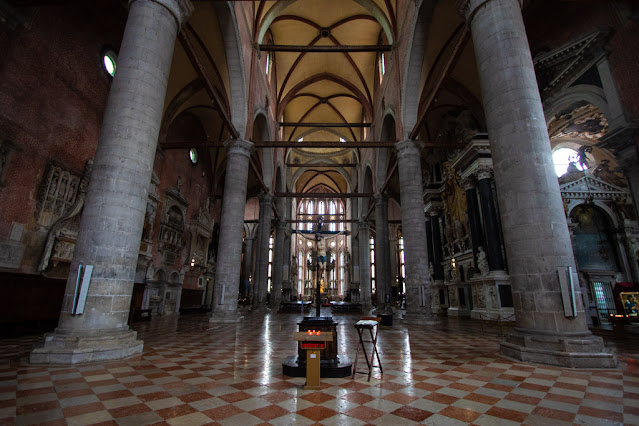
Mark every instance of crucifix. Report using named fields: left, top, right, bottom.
left=294, top=215, right=346, bottom=317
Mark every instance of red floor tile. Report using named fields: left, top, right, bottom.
left=391, top=406, right=433, bottom=422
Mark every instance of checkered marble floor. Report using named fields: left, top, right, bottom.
left=1, top=310, right=638, bottom=425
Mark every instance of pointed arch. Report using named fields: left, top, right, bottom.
left=214, top=2, right=248, bottom=138
left=401, top=0, right=437, bottom=139
left=256, top=0, right=393, bottom=44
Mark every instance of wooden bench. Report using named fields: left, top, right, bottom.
left=280, top=301, right=311, bottom=312
left=330, top=301, right=362, bottom=312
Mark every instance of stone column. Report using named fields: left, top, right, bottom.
left=271, top=220, right=286, bottom=310
left=357, top=221, right=372, bottom=311
left=430, top=210, right=445, bottom=281
left=30, top=0, right=193, bottom=364
left=253, top=193, right=273, bottom=310
left=464, top=178, right=484, bottom=269
left=243, top=236, right=255, bottom=297
left=373, top=194, right=393, bottom=313
left=459, top=0, right=615, bottom=367
left=396, top=140, right=438, bottom=324
left=475, top=167, right=505, bottom=271
left=210, top=139, right=253, bottom=323
left=281, top=223, right=293, bottom=302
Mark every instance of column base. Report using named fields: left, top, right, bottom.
left=209, top=310, right=243, bottom=324
left=401, top=311, right=440, bottom=325
left=30, top=329, right=143, bottom=364
left=360, top=304, right=373, bottom=315
left=372, top=305, right=394, bottom=315
left=500, top=328, right=618, bottom=368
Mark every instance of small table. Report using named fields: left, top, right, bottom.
left=352, top=318, right=383, bottom=381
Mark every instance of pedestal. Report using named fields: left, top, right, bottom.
left=282, top=317, right=352, bottom=378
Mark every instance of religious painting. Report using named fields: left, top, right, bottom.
left=620, top=292, right=639, bottom=317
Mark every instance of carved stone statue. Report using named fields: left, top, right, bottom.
left=451, top=267, right=459, bottom=283
left=428, top=262, right=434, bottom=282
left=477, top=246, right=489, bottom=276
left=442, top=162, right=467, bottom=225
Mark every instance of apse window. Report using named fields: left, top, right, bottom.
left=265, top=53, right=271, bottom=76
left=552, top=147, right=586, bottom=177
left=189, top=148, right=198, bottom=164
left=378, top=52, right=386, bottom=84
left=102, top=50, right=117, bottom=77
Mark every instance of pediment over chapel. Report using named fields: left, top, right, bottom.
left=560, top=174, right=629, bottom=200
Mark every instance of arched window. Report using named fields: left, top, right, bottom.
left=339, top=251, right=345, bottom=294
left=298, top=251, right=304, bottom=296
left=329, top=201, right=336, bottom=231
left=296, top=198, right=345, bottom=231
left=370, top=236, right=376, bottom=294
left=552, top=147, right=589, bottom=177
left=398, top=236, right=405, bottom=294
left=267, top=234, right=274, bottom=292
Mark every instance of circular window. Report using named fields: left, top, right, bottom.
left=552, top=147, right=586, bottom=177
left=189, top=148, right=198, bottom=164
left=103, top=50, right=117, bottom=77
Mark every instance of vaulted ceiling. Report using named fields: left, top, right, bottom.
left=259, top=0, right=395, bottom=193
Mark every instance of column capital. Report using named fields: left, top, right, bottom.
left=357, top=221, right=370, bottom=231
left=275, top=220, right=288, bottom=230
left=475, top=165, right=493, bottom=181
left=374, top=193, right=388, bottom=205
left=426, top=204, right=443, bottom=216
left=224, top=139, right=254, bottom=158
left=395, top=139, right=423, bottom=159
left=462, top=176, right=477, bottom=191
left=258, top=192, right=274, bottom=205
left=456, top=0, right=523, bottom=22
left=130, top=0, right=194, bottom=29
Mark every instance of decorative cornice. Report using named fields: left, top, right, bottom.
left=533, top=29, right=609, bottom=101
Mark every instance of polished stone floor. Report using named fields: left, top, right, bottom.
left=1, top=310, right=638, bottom=425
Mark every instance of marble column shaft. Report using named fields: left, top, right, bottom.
left=462, top=0, right=615, bottom=366
left=476, top=172, right=504, bottom=270
left=253, top=193, right=273, bottom=307
left=396, top=140, right=438, bottom=323
left=430, top=213, right=445, bottom=280
left=210, top=139, right=253, bottom=322
left=357, top=221, right=372, bottom=310
left=30, top=0, right=193, bottom=364
left=464, top=183, right=484, bottom=268
left=425, top=218, right=435, bottom=273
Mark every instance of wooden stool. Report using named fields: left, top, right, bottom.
left=352, top=317, right=383, bottom=381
